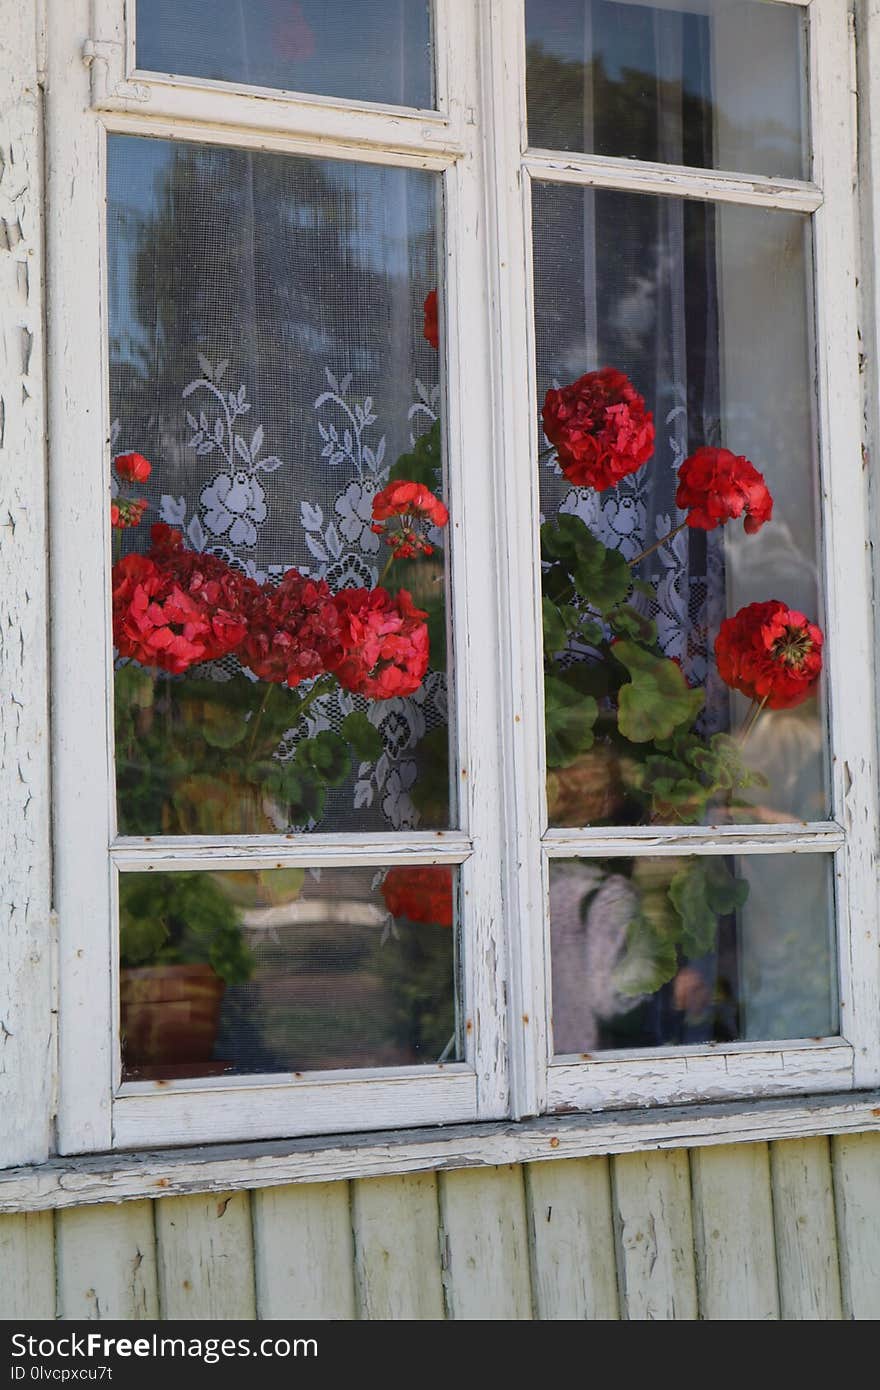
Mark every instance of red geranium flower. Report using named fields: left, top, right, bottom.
left=111, top=498, right=148, bottom=529
left=333, top=586, right=429, bottom=700
left=114, top=452, right=152, bottom=484
left=715, top=600, right=823, bottom=710
left=238, top=567, right=345, bottom=688
left=676, top=446, right=773, bottom=534
left=541, top=367, right=655, bottom=491
left=423, top=290, right=439, bottom=350
left=112, top=553, right=211, bottom=675
left=370, top=479, right=449, bottom=558
left=146, top=524, right=259, bottom=662
left=381, top=865, right=454, bottom=927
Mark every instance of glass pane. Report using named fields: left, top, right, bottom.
left=526, top=0, right=808, bottom=180
left=550, top=853, right=836, bottom=1054
left=109, top=135, right=451, bottom=836
left=136, top=0, right=434, bottom=109
left=119, top=863, right=461, bottom=1080
left=534, top=184, right=828, bottom=828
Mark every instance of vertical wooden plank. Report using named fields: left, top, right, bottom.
left=612, top=1150, right=698, bottom=1321
left=439, top=1165, right=532, bottom=1319
left=770, top=1137, right=843, bottom=1320
left=56, top=1201, right=158, bottom=1320
left=0, top=1212, right=55, bottom=1319
left=525, top=1157, right=620, bottom=1320
left=253, top=1182, right=356, bottom=1321
left=156, top=1191, right=256, bottom=1321
left=832, top=1131, right=880, bottom=1319
left=352, top=1173, right=445, bottom=1320
left=691, top=1143, right=779, bottom=1320
left=0, top=0, right=54, bottom=1170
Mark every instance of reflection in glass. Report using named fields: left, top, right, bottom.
left=137, top=0, right=434, bottom=109
left=534, top=182, right=828, bottom=828
left=119, top=863, right=460, bottom=1080
left=108, top=136, right=451, bottom=837
left=549, top=853, right=836, bottom=1054
left=526, top=0, right=807, bottom=180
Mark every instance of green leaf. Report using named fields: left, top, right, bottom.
left=341, top=711, right=383, bottom=762
left=614, top=641, right=705, bottom=742
left=198, top=701, right=250, bottom=749
left=410, top=726, right=450, bottom=822
left=298, top=731, right=349, bottom=786
left=541, top=514, right=632, bottom=613
left=668, top=860, right=750, bottom=960
left=388, top=417, right=442, bottom=487
left=542, top=598, right=570, bottom=655
left=611, top=912, right=679, bottom=997
left=607, top=603, right=657, bottom=646
left=544, top=675, right=598, bottom=768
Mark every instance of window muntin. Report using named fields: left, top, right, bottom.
left=119, top=862, right=460, bottom=1081
left=534, top=184, right=827, bottom=829
left=549, top=851, right=836, bottom=1055
left=525, top=0, right=808, bottom=180
left=135, top=0, right=436, bottom=110
left=108, top=134, right=453, bottom=839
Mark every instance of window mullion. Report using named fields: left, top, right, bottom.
left=480, top=0, right=550, bottom=1120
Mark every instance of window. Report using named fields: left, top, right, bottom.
left=50, top=0, right=877, bottom=1156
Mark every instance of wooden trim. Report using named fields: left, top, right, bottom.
left=811, top=0, right=880, bottom=1085
left=4, top=1091, right=880, bottom=1215
left=87, top=0, right=466, bottom=158
left=112, top=1070, right=478, bottom=1151
left=49, top=0, right=116, bottom=1153
left=0, top=0, right=54, bottom=1168
left=111, top=833, right=473, bottom=871
left=543, top=823, right=845, bottom=856
left=523, top=150, right=823, bottom=213
left=547, top=1040, right=854, bottom=1112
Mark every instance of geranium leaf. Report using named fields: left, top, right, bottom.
left=544, top=674, right=598, bottom=768
left=614, top=641, right=704, bottom=742
left=341, top=711, right=383, bottom=762
left=610, top=911, right=678, bottom=997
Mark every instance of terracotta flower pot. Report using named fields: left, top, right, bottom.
left=546, top=745, right=624, bottom=826
left=120, top=962, right=225, bottom=1068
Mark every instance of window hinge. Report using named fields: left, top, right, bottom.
left=82, top=39, right=150, bottom=106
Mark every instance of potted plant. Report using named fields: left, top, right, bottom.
left=118, top=871, right=255, bottom=1073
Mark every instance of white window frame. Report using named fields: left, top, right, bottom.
left=46, top=0, right=880, bottom=1159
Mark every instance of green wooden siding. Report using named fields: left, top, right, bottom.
left=3, top=1134, right=880, bottom=1320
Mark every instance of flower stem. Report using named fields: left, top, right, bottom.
left=247, top=681, right=278, bottom=761
left=738, top=695, right=769, bottom=747
left=628, top=518, right=689, bottom=568
left=293, top=675, right=336, bottom=727
left=379, top=553, right=396, bottom=587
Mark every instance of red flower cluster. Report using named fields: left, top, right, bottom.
left=115, top=452, right=152, bottom=484
left=676, top=447, right=773, bottom=534
left=111, top=452, right=152, bottom=530
left=541, top=367, right=655, bottom=491
left=370, top=480, right=449, bottom=558
left=239, top=569, right=344, bottom=688
left=715, top=600, right=823, bottom=710
left=112, top=553, right=214, bottom=675
left=112, top=524, right=431, bottom=699
left=334, top=586, right=430, bottom=700
left=423, top=290, right=439, bottom=350
left=111, top=498, right=148, bottom=530
left=381, top=865, right=454, bottom=927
